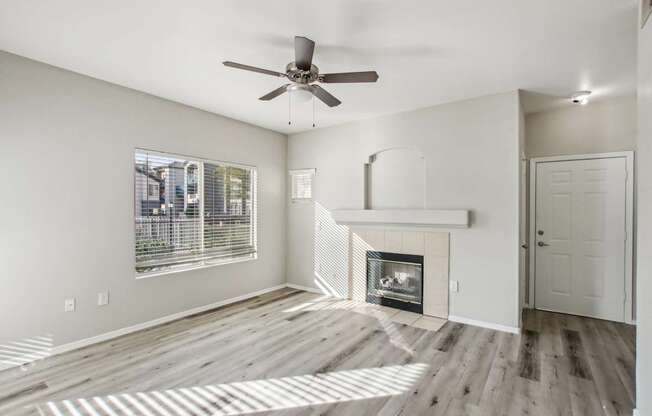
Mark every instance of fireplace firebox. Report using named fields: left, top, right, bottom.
left=366, top=251, right=423, bottom=314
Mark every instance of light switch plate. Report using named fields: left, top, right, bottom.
left=450, top=281, right=459, bottom=293
left=98, top=291, right=109, bottom=306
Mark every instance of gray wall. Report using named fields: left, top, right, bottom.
left=0, top=51, right=287, bottom=347
left=637, top=9, right=652, bottom=416
left=525, top=95, right=637, bottom=158
left=287, top=91, right=522, bottom=329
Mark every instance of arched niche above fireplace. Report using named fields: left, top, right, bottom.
left=365, top=147, right=425, bottom=210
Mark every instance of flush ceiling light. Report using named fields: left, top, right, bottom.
left=571, top=90, right=591, bottom=105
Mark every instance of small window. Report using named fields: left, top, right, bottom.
left=290, top=169, right=315, bottom=202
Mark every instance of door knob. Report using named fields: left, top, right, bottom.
left=537, top=241, right=549, bottom=247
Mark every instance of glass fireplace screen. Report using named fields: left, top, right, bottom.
left=366, top=251, right=423, bottom=305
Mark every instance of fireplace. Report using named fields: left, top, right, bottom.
left=366, top=251, right=424, bottom=314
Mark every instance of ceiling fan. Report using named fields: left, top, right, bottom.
left=223, top=36, right=379, bottom=107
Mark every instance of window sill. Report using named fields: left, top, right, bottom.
left=135, top=254, right=257, bottom=280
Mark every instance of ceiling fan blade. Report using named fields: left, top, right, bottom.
left=294, top=36, right=315, bottom=70
left=320, top=71, right=379, bottom=83
left=223, top=61, right=285, bottom=78
left=259, top=84, right=290, bottom=101
left=311, top=85, right=342, bottom=107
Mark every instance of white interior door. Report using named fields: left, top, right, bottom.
left=534, top=157, right=626, bottom=322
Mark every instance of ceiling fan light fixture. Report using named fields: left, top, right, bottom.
left=288, top=84, right=313, bottom=103
left=571, top=90, right=591, bottom=105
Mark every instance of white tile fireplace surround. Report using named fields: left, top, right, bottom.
left=350, top=228, right=450, bottom=319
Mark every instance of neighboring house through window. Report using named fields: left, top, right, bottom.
left=147, top=183, right=159, bottom=198
left=134, top=149, right=257, bottom=275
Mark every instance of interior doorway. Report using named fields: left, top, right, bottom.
left=528, top=152, right=634, bottom=323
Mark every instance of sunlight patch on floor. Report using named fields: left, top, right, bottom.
left=0, top=334, right=53, bottom=369
left=281, top=295, right=446, bottom=351
left=37, top=363, right=429, bottom=416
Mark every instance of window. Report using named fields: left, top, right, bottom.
left=134, top=149, right=256, bottom=275
left=290, top=169, right=315, bottom=201
left=147, top=183, right=159, bottom=198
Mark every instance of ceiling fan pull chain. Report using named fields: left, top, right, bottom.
left=312, top=94, right=316, bottom=128
left=288, top=89, right=292, bottom=125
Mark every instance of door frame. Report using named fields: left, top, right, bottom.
left=528, top=151, right=635, bottom=324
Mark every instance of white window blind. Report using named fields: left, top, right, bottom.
left=290, top=169, right=315, bottom=201
left=134, top=149, right=256, bottom=275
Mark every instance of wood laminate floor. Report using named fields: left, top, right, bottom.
left=0, top=288, right=636, bottom=415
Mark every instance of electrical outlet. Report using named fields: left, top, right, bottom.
left=64, top=298, right=76, bottom=312
left=98, top=291, right=109, bottom=306
left=450, top=281, right=459, bottom=293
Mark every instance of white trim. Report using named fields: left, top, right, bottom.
left=0, top=284, right=287, bottom=373
left=520, top=157, right=529, bottom=324
left=331, top=209, right=469, bottom=228
left=529, top=151, right=634, bottom=163
left=285, top=283, right=326, bottom=295
left=135, top=254, right=257, bottom=280
left=528, top=159, right=537, bottom=309
left=528, top=151, right=635, bottom=324
left=448, top=315, right=521, bottom=334
left=632, top=409, right=640, bottom=416
left=288, top=168, right=316, bottom=175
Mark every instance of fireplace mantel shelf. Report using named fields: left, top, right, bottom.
left=331, top=209, right=470, bottom=229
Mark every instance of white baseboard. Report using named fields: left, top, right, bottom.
left=633, top=409, right=639, bottom=416
left=285, top=283, right=327, bottom=295
left=448, top=315, right=521, bottom=334
left=0, top=284, right=287, bottom=373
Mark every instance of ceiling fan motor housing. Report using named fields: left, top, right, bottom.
left=286, top=62, right=319, bottom=84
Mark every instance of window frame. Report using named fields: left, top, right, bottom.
left=133, top=148, right=258, bottom=279
left=289, top=168, right=316, bottom=203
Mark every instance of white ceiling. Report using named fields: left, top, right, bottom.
left=0, top=0, right=638, bottom=134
